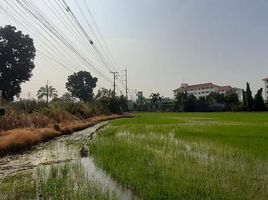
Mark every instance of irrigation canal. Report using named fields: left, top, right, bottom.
left=0, top=122, right=134, bottom=200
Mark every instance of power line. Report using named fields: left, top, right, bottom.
left=82, top=0, right=121, bottom=72
left=2, top=1, right=80, bottom=71
left=16, top=0, right=113, bottom=84
left=60, top=0, right=115, bottom=74
left=54, top=0, right=109, bottom=68
left=59, top=0, right=126, bottom=92
left=74, top=0, right=117, bottom=72
left=1, top=0, right=125, bottom=92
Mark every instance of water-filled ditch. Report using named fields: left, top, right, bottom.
left=0, top=122, right=134, bottom=200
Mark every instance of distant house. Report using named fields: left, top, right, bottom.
left=173, top=82, right=242, bottom=100
left=262, top=78, right=268, bottom=101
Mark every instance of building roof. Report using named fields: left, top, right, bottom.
left=174, top=82, right=242, bottom=92
left=174, top=83, right=218, bottom=91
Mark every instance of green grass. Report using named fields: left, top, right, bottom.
left=0, top=162, right=111, bottom=200
left=90, top=112, right=268, bottom=200
left=0, top=172, right=36, bottom=200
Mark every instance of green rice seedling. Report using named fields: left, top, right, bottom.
left=35, top=162, right=115, bottom=200
left=90, top=112, right=268, bottom=200
left=0, top=162, right=114, bottom=200
left=0, top=172, right=36, bottom=200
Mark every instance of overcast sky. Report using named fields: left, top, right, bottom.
left=0, top=0, right=267, bottom=99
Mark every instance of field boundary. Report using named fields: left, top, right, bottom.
left=0, top=114, right=133, bottom=157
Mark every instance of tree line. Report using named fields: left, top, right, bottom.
left=0, top=25, right=128, bottom=114
left=134, top=83, right=266, bottom=112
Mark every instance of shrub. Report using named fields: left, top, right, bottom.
left=39, top=105, right=74, bottom=123
left=11, top=100, right=47, bottom=114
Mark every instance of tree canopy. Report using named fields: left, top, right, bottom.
left=94, top=88, right=128, bottom=114
left=60, top=92, right=76, bottom=102
left=66, top=71, right=97, bottom=102
left=0, top=25, right=36, bottom=101
left=174, top=91, right=197, bottom=112
left=206, top=92, right=225, bottom=104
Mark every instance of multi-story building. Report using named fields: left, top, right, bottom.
left=173, top=82, right=242, bottom=100
left=262, top=78, right=268, bottom=101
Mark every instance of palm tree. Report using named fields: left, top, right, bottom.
left=37, top=84, right=58, bottom=104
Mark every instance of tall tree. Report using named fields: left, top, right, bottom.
left=245, top=82, right=253, bottom=111
left=242, top=89, right=247, bottom=111
left=0, top=25, right=36, bottom=101
left=37, top=84, right=58, bottom=104
left=66, top=71, right=97, bottom=102
left=253, top=88, right=266, bottom=111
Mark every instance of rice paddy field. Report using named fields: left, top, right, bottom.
left=90, top=112, right=268, bottom=200
left=0, top=112, right=267, bottom=200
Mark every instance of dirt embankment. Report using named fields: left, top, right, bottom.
left=0, top=114, right=133, bottom=157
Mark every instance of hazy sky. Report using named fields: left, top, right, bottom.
left=0, top=0, right=268, bottom=99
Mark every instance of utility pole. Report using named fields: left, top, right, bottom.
left=123, top=68, right=128, bottom=100
left=111, top=72, right=118, bottom=98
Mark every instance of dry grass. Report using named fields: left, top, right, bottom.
left=0, top=114, right=132, bottom=157
left=0, top=128, right=59, bottom=156
left=1, top=106, right=56, bottom=130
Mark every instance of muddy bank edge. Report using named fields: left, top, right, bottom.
left=0, top=114, right=133, bottom=157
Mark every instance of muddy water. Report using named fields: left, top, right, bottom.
left=0, top=122, right=134, bottom=200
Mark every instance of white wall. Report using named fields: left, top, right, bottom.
left=264, top=80, right=268, bottom=101
left=187, top=87, right=217, bottom=99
